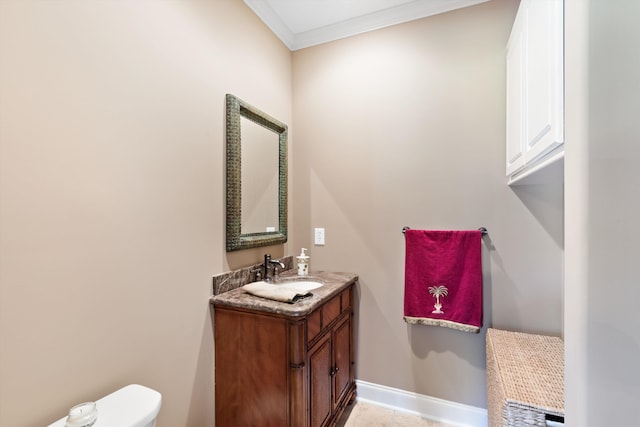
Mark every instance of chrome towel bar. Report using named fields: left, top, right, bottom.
left=402, top=226, right=488, bottom=235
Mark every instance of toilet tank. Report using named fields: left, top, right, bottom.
left=48, top=384, right=162, bottom=427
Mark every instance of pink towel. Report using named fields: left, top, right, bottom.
left=403, top=230, right=483, bottom=333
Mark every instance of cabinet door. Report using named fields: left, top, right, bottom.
left=506, top=0, right=564, bottom=179
left=332, top=315, right=352, bottom=408
left=309, top=332, right=332, bottom=427
left=214, top=309, right=289, bottom=426
left=524, top=0, right=563, bottom=162
left=506, top=5, right=526, bottom=176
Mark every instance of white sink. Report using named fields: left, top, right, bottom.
left=254, top=279, right=324, bottom=292
left=280, top=280, right=323, bottom=292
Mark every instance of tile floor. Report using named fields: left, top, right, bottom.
left=336, top=401, right=458, bottom=427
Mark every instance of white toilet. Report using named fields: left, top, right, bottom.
left=48, top=384, right=162, bottom=427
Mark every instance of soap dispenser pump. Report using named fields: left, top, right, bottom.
left=296, top=248, right=309, bottom=276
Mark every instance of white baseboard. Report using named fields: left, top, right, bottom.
left=355, top=380, right=488, bottom=427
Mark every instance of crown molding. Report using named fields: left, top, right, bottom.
left=243, top=0, right=295, bottom=49
left=244, top=0, right=491, bottom=51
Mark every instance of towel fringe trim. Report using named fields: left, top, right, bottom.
left=403, top=316, right=481, bottom=334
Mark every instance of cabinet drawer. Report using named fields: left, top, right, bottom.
left=308, top=287, right=351, bottom=344
left=341, top=287, right=352, bottom=311
left=323, top=293, right=341, bottom=325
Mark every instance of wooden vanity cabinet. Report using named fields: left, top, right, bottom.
left=309, top=314, right=352, bottom=427
left=214, top=284, right=355, bottom=427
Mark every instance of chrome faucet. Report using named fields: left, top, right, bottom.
left=263, top=254, right=285, bottom=283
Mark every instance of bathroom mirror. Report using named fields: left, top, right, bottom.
left=226, top=94, right=287, bottom=252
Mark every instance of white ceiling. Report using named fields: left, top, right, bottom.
left=243, top=0, right=491, bottom=50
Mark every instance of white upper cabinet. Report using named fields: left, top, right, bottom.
left=506, top=7, right=526, bottom=176
left=506, top=0, right=564, bottom=184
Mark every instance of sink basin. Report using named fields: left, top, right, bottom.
left=255, top=279, right=324, bottom=292
left=279, top=280, right=323, bottom=292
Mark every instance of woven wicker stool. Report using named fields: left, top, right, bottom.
left=486, top=328, right=564, bottom=426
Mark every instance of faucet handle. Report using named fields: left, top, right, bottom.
left=251, top=267, right=263, bottom=282
left=262, top=254, right=272, bottom=282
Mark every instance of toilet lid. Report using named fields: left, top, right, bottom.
left=47, top=384, right=161, bottom=427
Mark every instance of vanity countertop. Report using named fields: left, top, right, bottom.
left=210, top=270, right=358, bottom=317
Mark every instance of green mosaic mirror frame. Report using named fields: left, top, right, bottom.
left=225, top=94, right=288, bottom=252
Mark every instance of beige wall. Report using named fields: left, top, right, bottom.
left=0, top=1, right=291, bottom=426
left=0, top=0, right=569, bottom=424
left=565, top=0, right=640, bottom=425
left=292, top=0, right=563, bottom=408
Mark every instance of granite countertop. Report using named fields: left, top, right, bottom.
left=210, top=270, right=358, bottom=317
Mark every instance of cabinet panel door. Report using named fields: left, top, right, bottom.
left=524, top=0, right=563, bottom=162
left=333, top=315, right=352, bottom=407
left=506, top=4, right=525, bottom=176
left=214, top=309, right=288, bottom=426
left=309, top=333, right=332, bottom=427
left=506, top=0, right=564, bottom=180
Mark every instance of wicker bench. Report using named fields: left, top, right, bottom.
left=486, top=328, right=565, bottom=427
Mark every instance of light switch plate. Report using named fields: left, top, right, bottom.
left=314, top=228, right=325, bottom=245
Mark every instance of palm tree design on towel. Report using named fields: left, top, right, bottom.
left=428, top=284, right=448, bottom=314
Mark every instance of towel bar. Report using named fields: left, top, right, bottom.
left=402, top=226, right=488, bottom=235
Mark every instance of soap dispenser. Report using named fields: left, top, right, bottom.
left=296, top=248, right=309, bottom=276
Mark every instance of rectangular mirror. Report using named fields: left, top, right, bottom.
left=226, top=94, right=288, bottom=252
